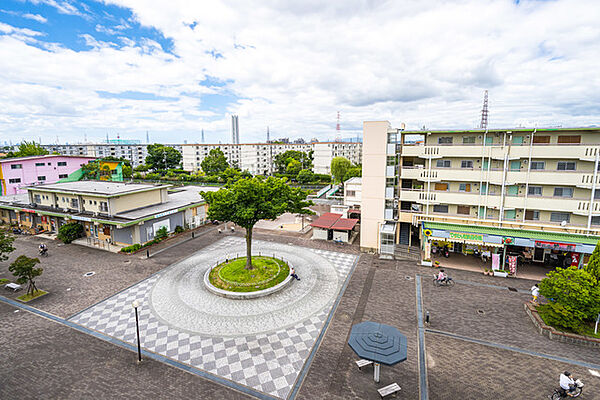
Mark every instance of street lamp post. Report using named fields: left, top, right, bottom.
left=132, top=300, right=142, bottom=362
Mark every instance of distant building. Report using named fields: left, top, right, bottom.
left=231, top=115, right=240, bottom=144
left=0, top=155, right=95, bottom=195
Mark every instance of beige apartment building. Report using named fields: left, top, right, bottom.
left=361, top=121, right=600, bottom=268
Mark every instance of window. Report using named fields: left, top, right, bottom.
left=438, top=137, right=453, bottom=144
left=525, top=210, right=539, bottom=221
left=459, top=183, right=471, bottom=192
left=57, top=161, right=66, bottom=166
left=533, top=135, right=550, bottom=144
left=591, top=216, right=600, bottom=226
left=553, top=187, right=573, bottom=198
left=8, top=178, right=21, bottom=183
left=457, top=205, right=470, bottom=215
left=557, top=161, right=576, bottom=171
left=70, top=198, right=79, bottom=208
left=595, top=190, right=600, bottom=199
left=433, top=204, right=448, bottom=213
left=550, top=212, right=570, bottom=223
left=346, top=190, right=356, bottom=197
left=462, top=136, right=475, bottom=144
left=37, top=176, right=46, bottom=181
left=47, top=162, right=51, bottom=165
left=530, top=161, right=545, bottom=170
left=436, top=160, right=451, bottom=168
left=58, top=174, right=68, bottom=179
left=35, top=162, right=45, bottom=167
left=510, top=160, right=521, bottom=171
left=461, top=160, right=473, bottom=169
left=10, top=164, right=22, bottom=169
left=99, top=202, right=108, bottom=212
left=434, top=183, right=448, bottom=191
left=528, top=186, right=542, bottom=196
left=33, top=194, right=41, bottom=203
left=557, top=135, right=581, bottom=144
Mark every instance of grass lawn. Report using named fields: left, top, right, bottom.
left=17, top=290, right=49, bottom=302
left=0, top=278, right=10, bottom=285
left=209, top=256, right=290, bottom=292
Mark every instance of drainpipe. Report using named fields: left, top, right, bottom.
left=587, top=150, right=600, bottom=230
left=522, top=129, right=536, bottom=222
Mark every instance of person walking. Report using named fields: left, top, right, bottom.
left=531, top=284, right=540, bottom=304
left=290, top=267, right=300, bottom=281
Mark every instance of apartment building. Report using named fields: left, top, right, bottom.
left=313, top=142, right=362, bottom=174
left=361, top=121, right=600, bottom=267
left=182, top=144, right=242, bottom=172
left=0, top=181, right=216, bottom=248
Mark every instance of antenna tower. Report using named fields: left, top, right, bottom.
left=201, top=129, right=205, bottom=144
left=480, top=90, right=489, bottom=129
left=336, top=111, right=341, bottom=141
left=266, top=126, right=270, bottom=143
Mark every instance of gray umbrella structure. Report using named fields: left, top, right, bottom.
left=348, top=321, right=407, bottom=382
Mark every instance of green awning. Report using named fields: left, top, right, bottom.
left=423, top=221, right=600, bottom=245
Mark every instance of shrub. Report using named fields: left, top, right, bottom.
left=120, top=244, right=141, bottom=253
left=57, top=222, right=84, bottom=244
left=174, top=225, right=184, bottom=234
left=155, top=226, right=168, bottom=240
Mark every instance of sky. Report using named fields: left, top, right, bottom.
left=0, top=0, right=599, bottom=144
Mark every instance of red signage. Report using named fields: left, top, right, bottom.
left=20, top=209, right=35, bottom=213
left=534, top=241, right=576, bottom=251
left=571, top=253, right=581, bottom=267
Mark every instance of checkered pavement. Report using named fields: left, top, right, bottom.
left=70, top=238, right=357, bottom=399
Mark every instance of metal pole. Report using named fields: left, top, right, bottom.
left=587, top=150, right=599, bottom=230
left=134, top=306, right=142, bottom=362
left=374, top=362, right=380, bottom=383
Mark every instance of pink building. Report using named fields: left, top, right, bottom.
left=0, top=155, right=95, bottom=195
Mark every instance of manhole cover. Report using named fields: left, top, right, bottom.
left=83, top=271, right=95, bottom=277
left=477, top=309, right=486, bottom=315
left=405, top=276, right=413, bottom=280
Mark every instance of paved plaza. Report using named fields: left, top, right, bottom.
left=1, top=231, right=599, bottom=400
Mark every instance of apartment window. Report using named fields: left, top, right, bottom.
left=557, top=161, right=576, bottom=171
left=557, top=135, right=581, bottom=144
left=595, top=191, right=600, bottom=199
left=59, top=174, right=68, bottom=179
left=8, top=178, right=21, bottom=184
left=47, top=163, right=51, bottom=165
left=530, top=161, right=545, bottom=170
left=433, top=204, right=448, bottom=213
left=550, top=212, right=570, bottom=223
left=461, top=160, right=473, bottom=169
left=33, top=194, right=41, bottom=203
left=438, top=137, right=453, bottom=144
left=457, top=205, right=470, bottom=215
left=35, top=162, right=45, bottom=167
left=525, top=210, right=540, bottom=221
left=99, top=202, right=108, bottom=212
left=462, top=136, right=475, bottom=144
left=37, top=176, right=46, bottom=181
left=591, top=216, right=600, bottom=226
left=10, top=164, right=22, bottom=169
left=459, top=183, right=471, bottom=192
left=434, top=183, right=448, bottom=191
left=528, top=186, right=542, bottom=196
left=71, top=198, right=79, bottom=208
left=553, top=187, right=573, bottom=198
left=433, top=160, right=450, bottom=168
left=533, top=136, right=550, bottom=144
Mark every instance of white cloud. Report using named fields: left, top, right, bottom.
left=1, top=0, right=600, bottom=144
left=22, top=13, right=47, bottom=23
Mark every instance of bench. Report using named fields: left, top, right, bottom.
left=378, top=383, right=401, bottom=398
left=355, top=359, right=373, bottom=370
left=5, top=283, right=22, bottom=292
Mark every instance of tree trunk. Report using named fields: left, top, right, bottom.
left=245, top=227, right=253, bottom=270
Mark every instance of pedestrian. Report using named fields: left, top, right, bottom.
left=290, top=267, right=300, bottom=281
left=530, top=283, right=540, bottom=304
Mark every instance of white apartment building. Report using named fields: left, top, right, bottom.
left=343, top=177, right=362, bottom=208
left=361, top=121, right=600, bottom=267
left=313, top=142, right=362, bottom=175
left=182, top=144, right=241, bottom=172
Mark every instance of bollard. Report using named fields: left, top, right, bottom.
left=146, top=249, right=150, bottom=258
left=192, top=232, right=194, bottom=238
left=425, top=311, right=430, bottom=325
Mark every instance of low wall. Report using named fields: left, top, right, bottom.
left=524, top=303, right=600, bottom=348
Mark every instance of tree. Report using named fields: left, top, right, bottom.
left=286, top=159, right=302, bottom=175
left=584, top=240, right=600, bottom=281
left=201, top=148, right=229, bottom=175
left=538, top=266, right=600, bottom=333
left=0, top=228, right=15, bottom=262
left=344, top=164, right=362, bottom=181
left=13, top=141, right=49, bottom=157
left=145, top=144, right=182, bottom=171
left=133, top=164, right=150, bottom=172
left=122, top=164, right=132, bottom=178
left=296, top=169, right=314, bottom=184
left=9, top=255, right=43, bottom=296
left=57, top=222, right=84, bottom=244
left=331, top=156, right=351, bottom=183
left=201, top=177, right=313, bottom=270
left=274, top=150, right=312, bottom=174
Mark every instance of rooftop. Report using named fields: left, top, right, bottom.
left=400, top=126, right=600, bottom=135
left=27, top=181, right=170, bottom=197
left=344, top=177, right=362, bottom=185
left=0, top=154, right=95, bottom=163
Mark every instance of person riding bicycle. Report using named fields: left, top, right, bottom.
left=39, top=243, right=47, bottom=253
left=559, top=371, right=576, bottom=397
left=436, top=269, right=447, bottom=283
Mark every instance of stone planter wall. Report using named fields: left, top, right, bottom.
left=524, top=303, right=600, bottom=348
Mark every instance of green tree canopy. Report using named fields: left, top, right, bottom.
left=331, top=156, right=352, bottom=183
left=538, top=266, right=600, bottom=333
left=584, top=240, right=600, bottom=281
left=122, top=164, right=132, bottom=178
left=9, top=255, right=43, bottom=296
left=201, top=177, right=313, bottom=269
left=274, top=150, right=313, bottom=174
left=57, top=222, right=84, bottom=244
left=201, top=148, right=229, bottom=175
left=13, top=141, right=49, bottom=157
left=145, top=144, right=182, bottom=171
left=0, top=228, right=15, bottom=263
left=344, top=164, right=362, bottom=181
left=296, top=169, right=314, bottom=184
left=286, top=159, right=302, bottom=175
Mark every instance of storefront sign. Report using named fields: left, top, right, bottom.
left=508, top=256, right=517, bottom=275
left=571, top=253, right=581, bottom=267
left=502, top=237, right=514, bottom=245
left=20, top=209, right=35, bottom=213
left=423, top=229, right=432, bottom=237
left=154, top=209, right=178, bottom=219
left=448, top=232, right=483, bottom=242
left=534, top=241, right=575, bottom=251
left=71, top=215, right=92, bottom=222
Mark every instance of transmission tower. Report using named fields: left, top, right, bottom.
left=336, top=111, right=341, bottom=141
left=480, top=90, right=489, bottom=129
